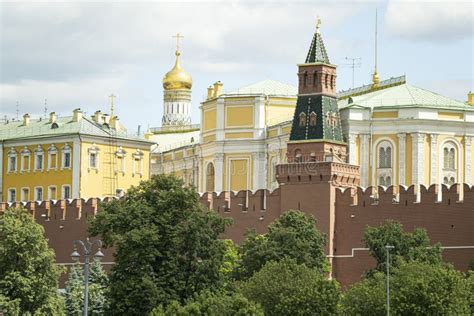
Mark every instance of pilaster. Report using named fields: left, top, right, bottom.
left=360, top=134, right=370, bottom=187
left=215, top=98, right=225, bottom=141
left=397, top=133, right=406, bottom=185
left=214, top=153, right=224, bottom=192
left=348, top=133, right=358, bottom=165
left=430, top=134, right=438, bottom=184
left=252, top=152, right=266, bottom=190
left=411, top=133, right=425, bottom=185
left=465, top=136, right=472, bottom=183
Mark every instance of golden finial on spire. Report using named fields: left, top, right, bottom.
left=316, top=16, right=321, bottom=34
left=372, top=8, right=380, bottom=87
left=172, top=33, right=184, bottom=55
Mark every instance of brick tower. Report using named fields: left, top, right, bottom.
left=287, top=18, right=347, bottom=163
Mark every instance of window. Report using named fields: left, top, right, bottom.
left=21, top=147, right=31, bottom=172
left=34, top=146, right=44, bottom=170
left=48, top=186, right=57, bottom=200
left=206, top=163, right=215, bottom=192
left=35, top=187, right=43, bottom=201
left=8, top=188, right=16, bottom=202
left=132, top=150, right=144, bottom=175
left=309, top=112, right=317, bottom=126
left=376, top=141, right=394, bottom=187
left=90, top=152, right=97, bottom=168
left=313, top=71, right=318, bottom=87
left=21, top=188, right=29, bottom=202
left=62, top=144, right=72, bottom=168
left=442, top=141, right=457, bottom=185
left=115, top=147, right=126, bottom=173
left=7, top=149, right=17, bottom=172
left=303, top=72, right=308, bottom=87
left=48, top=145, right=58, bottom=170
left=62, top=185, right=71, bottom=199
left=299, top=112, right=307, bottom=127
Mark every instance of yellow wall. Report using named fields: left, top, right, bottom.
left=229, top=159, right=249, bottom=191
left=438, top=112, right=464, bottom=120
left=225, top=132, right=254, bottom=139
left=203, top=134, right=216, bottom=143
left=372, top=111, right=398, bottom=119
left=3, top=143, right=73, bottom=201
left=282, top=125, right=292, bottom=135
left=267, top=129, right=278, bottom=138
left=266, top=104, right=295, bottom=124
left=203, top=108, right=216, bottom=131
left=79, top=142, right=150, bottom=198
left=225, top=106, right=253, bottom=128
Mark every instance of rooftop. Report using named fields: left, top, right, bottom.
left=226, top=79, right=298, bottom=97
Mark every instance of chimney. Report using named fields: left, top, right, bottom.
left=468, top=91, right=474, bottom=106
left=207, top=86, right=214, bottom=100
left=110, top=116, right=120, bottom=129
left=93, top=110, right=103, bottom=123
left=103, top=114, right=110, bottom=125
left=23, top=114, right=30, bottom=126
left=72, top=108, right=83, bottom=122
left=213, top=81, right=223, bottom=98
left=49, top=112, right=57, bottom=124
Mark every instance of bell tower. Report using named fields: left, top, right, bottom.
left=287, top=18, right=346, bottom=163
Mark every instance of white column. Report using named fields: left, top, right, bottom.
left=254, top=96, right=266, bottom=139
left=430, top=134, right=438, bottom=184
left=397, top=133, right=406, bottom=185
left=252, top=152, right=266, bottom=190
left=214, top=153, right=224, bottom=192
left=72, top=138, right=81, bottom=198
left=465, top=136, right=472, bottom=183
left=348, top=133, right=358, bottom=165
left=411, top=133, right=425, bottom=185
left=215, top=98, right=225, bottom=141
left=360, top=134, right=370, bottom=187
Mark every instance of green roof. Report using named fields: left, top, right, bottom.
left=0, top=115, right=152, bottom=143
left=305, top=29, right=330, bottom=64
left=338, top=83, right=471, bottom=111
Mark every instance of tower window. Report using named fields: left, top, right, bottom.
left=313, top=72, right=318, bottom=87
left=442, top=141, right=457, bottom=185
left=309, top=112, right=317, bottom=126
left=299, top=112, right=307, bottom=127
left=303, top=72, right=308, bottom=87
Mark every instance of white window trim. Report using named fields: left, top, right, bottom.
left=48, top=144, right=58, bottom=170
left=61, top=184, right=71, bottom=199
left=7, top=148, right=18, bottom=173
left=61, top=144, right=72, bottom=169
left=20, top=187, right=30, bottom=202
left=132, top=150, right=144, bottom=176
left=34, top=186, right=43, bottom=201
left=88, top=145, right=100, bottom=171
left=439, top=139, right=461, bottom=186
left=8, top=188, right=16, bottom=202
left=115, top=147, right=127, bottom=174
left=48, top=185, right=57, bottom=200
left=20, top=147, right=31, bottom=172
left=34, top=145, right=44, bottom=171
left=373, top=138, right=397, bottom=187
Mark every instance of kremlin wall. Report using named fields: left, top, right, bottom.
left=1, top=163, right=472, bottom=287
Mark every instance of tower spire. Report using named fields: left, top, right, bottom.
left=372, top=8, right=380, bottom=87
left=305, top=17, right=330, bottom=64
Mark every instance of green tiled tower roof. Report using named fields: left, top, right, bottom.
left=305, top=21, right=330, bottom=64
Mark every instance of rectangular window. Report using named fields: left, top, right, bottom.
left=62, top=185, right=71, bottom=199
left=35, top=187, right=43, bottom=201
left=89, top=153, right=97, bottom=168
left=22, top=155, right=30, bottom=171
left=21, top=188, right=29, bottom=202
left=48, top=186, right=57, bottom=200
left=49, top=153, right=57, bottom=169
left=8, top=156, right=17, bottom=172
left=35, top=154, right=44, bottom=170
left=8, top=189, right=16, bottom=202
left=63, top=152, right=71, bottom=168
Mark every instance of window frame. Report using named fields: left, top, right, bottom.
left=21, top=187, right=30, bottom=202
left=8, top=188, right=16, bottom=202
left=35, top=186, right=43, bottom=201
left=34, top=145, right=44, bottom=171
left=7, top=148, right=18, bottom=173
left=61, top=185, right=71, bottom=199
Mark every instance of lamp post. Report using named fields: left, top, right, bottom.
left=71, top=238, right=104, bottom=316
left=385, top=245, right=395, bottom=316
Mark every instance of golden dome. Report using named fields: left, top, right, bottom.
left=162, top=50, right=192, bottom=90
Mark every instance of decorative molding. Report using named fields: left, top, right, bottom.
left=348, top=133, right=358, bottom=165
left=397, top=133, right=406, bottom=185
left=430, top=134, right=439, bottom=184
left=411, top=133, right=425, bottom=185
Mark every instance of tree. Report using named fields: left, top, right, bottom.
left=220, top=239, right=239, bottom=288
left=88, top=175, right=230, bottom=315
left=237, top=210, right=328, bottom=279
left=364, top=220, right=442, bottom=272
left=64, top=259, right=109, bottom=315
left=0, top=207, right=64, bottom=315
left=240, top=259, right=340, bottom=315
left=341, top=262, right=471, bottom=315
left=150, top=290, right=263, bottom=316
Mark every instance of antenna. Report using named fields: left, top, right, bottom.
left=371, top=8, right=380, bottom=87
left=16, top=101, right=19, bottom=120
left=109, top=94, right=116, bottom=116
left=44, top=98, right=48, bottom=118
left=340, top=57, right=362, bottom=88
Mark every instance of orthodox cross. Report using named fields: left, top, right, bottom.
left=172, top=33, right=184, bottom=51
left=109, top=94, right=116, bottom=116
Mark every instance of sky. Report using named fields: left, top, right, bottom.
left=1, top=0, right=472, bottom=133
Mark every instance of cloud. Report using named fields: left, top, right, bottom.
left=385, top=0, right=473, bottom=42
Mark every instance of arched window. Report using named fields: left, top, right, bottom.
left=313, top=72, right=318, bottom=87
left=378, top=142, right=392, bottom=168
left=303, top=72, right=308, bottom=87
left=299, top=112, right=307, bottom=127
left=206, top=162, right=215, bottom=192
left=325, top=73, right=329, bottom=89
left=442, top=141, right=457, bottom=185
left=309, top=112, right=317, bottom=126
left=376, top=140, right=394, bottom=186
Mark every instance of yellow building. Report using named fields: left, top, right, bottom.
left=150, top=24, right=474, bottom=192
left=1, top=109, right=153, bottom=202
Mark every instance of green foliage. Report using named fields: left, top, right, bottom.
left=364, top=220, right=442, bottom=272
left=220, top=239, right=239, bottom=287
left=342, top=261, right=471, bottom=315
left=64, top=259, right=109, bottom=315
left=88, top=174, right=230, bottom=315
left=0, top=208, right=63, bottom=315
left=150, top=290, right=263, bottom=316
left=0, top=294, right=20, bottom=316
left=240, top=259, right=340, bottom=315
left=467, top=271, right=474, bottom=314
left=237, top=210, right=328, bottom=279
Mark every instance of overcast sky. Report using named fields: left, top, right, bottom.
left=1, top=0, right=472, bottom=132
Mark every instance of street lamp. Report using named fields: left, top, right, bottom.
left=71, top=238, right=104, bottom=316
left=385, top=245, right=395, bottom=316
